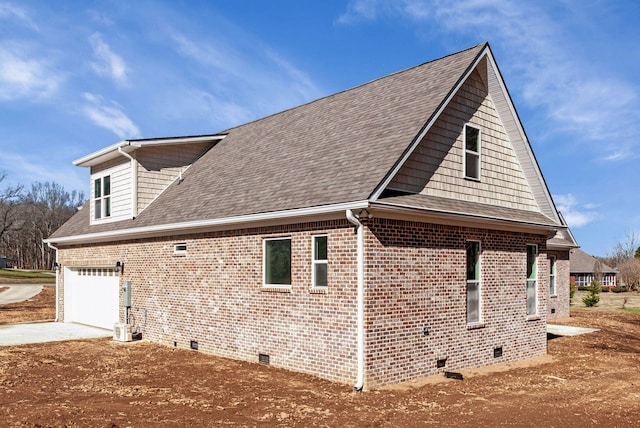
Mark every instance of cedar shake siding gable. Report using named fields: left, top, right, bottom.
left=387, top=67, right=538, bottom=211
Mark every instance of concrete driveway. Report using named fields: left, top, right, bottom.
left=0, top=322, right=112, bottom=346
left=0, top=284, right=46, bottom=305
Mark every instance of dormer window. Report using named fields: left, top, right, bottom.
left=464, top=124, right=481, bottom=180
left=94, top=175, right=111, bottom=220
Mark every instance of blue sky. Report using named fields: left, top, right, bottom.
left=0, top=0, right=638, bottom=256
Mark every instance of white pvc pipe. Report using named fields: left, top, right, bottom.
left=346, top=209, right=365, bottom=391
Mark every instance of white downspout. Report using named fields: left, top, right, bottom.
left=118, top=144, right=138, bottom=218
left=346, top=209, right=365, bottom=391
left=46, top=242, right=59, bottom=321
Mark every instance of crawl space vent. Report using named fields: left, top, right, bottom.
left=190, top=340, right=198, bottom=350
left=259, top=353, right=270, bottom=365
left=436, top=358, right=447, bottom=368
left=494, top=347, right=503, bottom=358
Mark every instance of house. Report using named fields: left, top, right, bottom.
left=45, top=43, right=576, bottom=389
left=0, top=256, right=17, bottom=269
left=570, top=248, right=617, bottom=288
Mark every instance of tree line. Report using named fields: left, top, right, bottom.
left=0, top=172, right=85, bottom=270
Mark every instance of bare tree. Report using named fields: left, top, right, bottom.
left=617, top=258, right=640, bottom=292
left=0, top=172, right=24, bottom=246
left=606, top=230, right=640, bottom=268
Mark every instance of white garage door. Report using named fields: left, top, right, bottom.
left=64, top=267, right=120, bottom=330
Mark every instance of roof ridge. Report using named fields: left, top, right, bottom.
left=221, top=42, right=489, bottom=134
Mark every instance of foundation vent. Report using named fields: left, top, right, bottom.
left=259, top=353, right=270, bottom=365
left=190, top=340, right=198, bottom=350
left=494, top=346, right=503, bottom=358
left=436, top=358, right=447, bottom=368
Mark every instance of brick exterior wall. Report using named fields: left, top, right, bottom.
left=363, top=218, right=548, bottom=388
left=547, top=249, right=570, bottom=320
left=57, top=217, right=550, bottom=389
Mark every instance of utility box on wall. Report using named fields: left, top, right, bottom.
left=122, top=280, right=132, bottom=307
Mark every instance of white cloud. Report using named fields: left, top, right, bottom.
left=82, top=93, right=141, bottom=139
left=0, top=3, right=38, bottom=30
left=0, top=44, right=61, bottom=101
left=166, top=29, right=322, bottom=125
left=337, top=0, right=640, bottom=157
left=554, top=193, right=598, bottom=228
left=89, top=33, right=130, bottom=87
left=0, top=152, right=86, bottom=193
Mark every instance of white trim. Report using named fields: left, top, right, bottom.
left=526, top=244, right=538, bottom=316
left=92, top=173, right=112, bottom=222
left=311, top=234, right=328, bottom=288
left=174, top=243, right=187, bottom=254
left=45, top=200, right=370, bottom=246
left=263, top=237, right=292, bottom=288
left=466, top=240, right=482, bottom=325
left=74, top=135, right=226, bottom=167
left=549, top=255, right=557, bottom=296
left=463, top=123, right=481, bottom=181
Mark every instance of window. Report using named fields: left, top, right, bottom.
left=464, top=124, right=481, bottom=180
left=312, top=235, right=328, bottom=288
left=94, top=175, right=111, bottom=220
left=264, top=238, right=291, bottom=286
left=526, top=245, right=538, bottom=316
left=466, top=241, right=481, bottom=324
left=549, top=255, right=556, bottom=296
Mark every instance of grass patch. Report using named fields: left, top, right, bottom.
left=0, top=269, right=55, bottom=284
left=622, top=308, right=640, bottom=314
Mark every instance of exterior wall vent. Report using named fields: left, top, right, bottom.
left=259, top=353, right=270, bottom=365
left=494, top=347, right=503, bottom=358
left=436, top=358, right=447, bottom=368
left=190, top=340, right=198, bottom=350
left=551, top=308, right=556, bottom=314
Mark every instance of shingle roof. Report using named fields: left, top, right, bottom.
left=570, top=248, right=616, bottom=274
left=50, top=43, right=488, bottom=241
left=373, top=194, right=558, bottom=227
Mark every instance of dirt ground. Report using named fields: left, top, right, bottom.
left=1, top=289, right=640, bottom=427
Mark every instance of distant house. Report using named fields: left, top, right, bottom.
left=0, top=256, right=17, bottom=269
left=46, top=43, right=576, bottom=389
left=570, top=248, right=617, bottom=288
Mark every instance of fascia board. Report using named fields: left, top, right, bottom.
left=45, top=200, right=370, bottom=246
left=73, top=134, right=226, bottom=167
left=370, top=44, right=490, bottom=201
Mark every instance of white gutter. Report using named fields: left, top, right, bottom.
left=346, top=209, right=365, bottom=391
left=118, top=144, right=138, bottom=218
left=44, top=200, right=371, bottom=246
left=46, top=242, right=59, bottom=322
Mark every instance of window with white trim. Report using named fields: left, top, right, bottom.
left=312, top=235, right=328, bottom=288
left=466, top=241, right=481, bottom=324
left=264, top=237, right=291, bottom=287
left=549, top=255, right=557, bottom=296
left=94, top=175, right=111, bottom=220
left=526, top=245, right=538, bottom=316
left=464, top=124, right=481, bottom=180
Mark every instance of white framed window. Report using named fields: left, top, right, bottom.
left=174, top=243, right=187, bottom=254
left=464, top=124, right=481, bottom=180
left=526, top=245, right=538, bottom=316
left=312, top=235, right=328, bottom=288
left=466, top=241, right=481, bottom=324
left=93, top=174, right=111, bottom=220
left=549, top=255, right=557, bottom=296
left=264, top=237, right=291, bottom=287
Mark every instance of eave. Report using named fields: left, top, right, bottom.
left=73, top=134, right=227, bottom=167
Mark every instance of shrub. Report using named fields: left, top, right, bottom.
left=583, top=279, right=601, bottom=307
left=569, top=280, right=576, bottom=301
left=611, top=286, right=627, bottom=293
